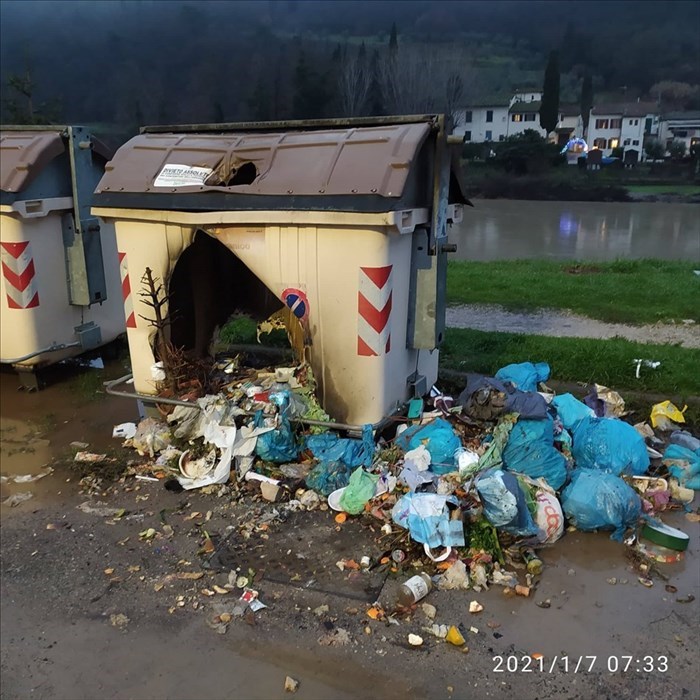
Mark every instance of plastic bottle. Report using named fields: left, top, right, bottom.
left=396, top=572, right=433, bottom=607
left=521, top=548, right=544, bottom=576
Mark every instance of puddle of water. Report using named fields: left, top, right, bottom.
left=0, top=361, right=139, bottom=505
left=0, top=417, right=53, bottom=476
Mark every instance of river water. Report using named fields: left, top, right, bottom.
left=450, top=199, right=700, bottom=261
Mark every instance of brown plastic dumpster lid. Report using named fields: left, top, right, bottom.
left=96, top=122, right=432, bottom=197
left=0, top=131, right=66, bottom=193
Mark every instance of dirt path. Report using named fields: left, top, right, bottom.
left=447, top=304, right=700, bottom=349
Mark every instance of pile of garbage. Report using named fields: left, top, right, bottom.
left=113, top=359, right=697, bottom=605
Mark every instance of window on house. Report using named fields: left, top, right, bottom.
left=512, top=114, right=522, bottom=122
left=634, top=119, right=639, bottom=126
left=486, top=110, right=493, bottom=123
left=525, top=114, right=535, bottom=122
left=485, top=130, right=493, bottom=141
left=465, top=111, right=472, bottom=123
left=499, top=135, right=505, bottom=141
left=645, top=118, right=652, bottom=133
left=608, top=138, right=619, bottom=149
left=610, top=119, right=621, bottom=129
left=629, top=119, right=634, bottom=125
left=593, top=138, right=607, bottom=148
left=632, top=139, right=639, bottom=146
left=595, top=119, right=609, bottom=129
left=464, top=131, right=472, bottom=141
left=623, top=139, right=631, bottom=146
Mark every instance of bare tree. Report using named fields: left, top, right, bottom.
left=445, top=73, right=465, bottom=127
left=338, top=45, right=372, bottom=116
left=376, top=43, right=471, bottom=123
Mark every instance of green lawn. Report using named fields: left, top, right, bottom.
left=442, top=328, right=700, bottom=398
left=447, top=259, right=700, bottom=324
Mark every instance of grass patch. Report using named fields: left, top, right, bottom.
left=442, top=328, right=700, bottom=397
left=447, top=259, right=700, bottom=324
left=626, top=184, right=700, bottom=195
left=68, top=369, right=106, bottom=402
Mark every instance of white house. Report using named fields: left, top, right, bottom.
left=587, top=102, right=659, bottom=158
left=658, top=111, right=700, bottom=154
left=511, top=86, right=542, bottom=104
left=453, top=97, right=510, bottom=142
left=455, top=89, right=582, bottom=144
left=507, top=100, right=547, bottom=138
left=556, top=104, right=583, bottom=145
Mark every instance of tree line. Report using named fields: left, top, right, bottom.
left=1, top=0, right=697, bottom=143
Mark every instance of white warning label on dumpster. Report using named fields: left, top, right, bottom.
left=153, top=164, right=213, bottom=188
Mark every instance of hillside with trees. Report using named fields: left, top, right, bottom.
left=1, top=0, right=698, bottom=143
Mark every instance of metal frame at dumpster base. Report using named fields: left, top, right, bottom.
left=103, top=373, right=401, bottom=434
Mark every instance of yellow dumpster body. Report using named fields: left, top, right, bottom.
left=0, top=127, right=125, bottom=375
left=93, top=117, right=466, bottom=425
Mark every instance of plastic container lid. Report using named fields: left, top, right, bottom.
left=640, top=521, right=689, bottom=552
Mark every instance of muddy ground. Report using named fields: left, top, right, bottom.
left=1, top=362, right=699, bottom=700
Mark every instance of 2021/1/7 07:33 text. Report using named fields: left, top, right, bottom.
left=492, top=655, right=669, bottom=673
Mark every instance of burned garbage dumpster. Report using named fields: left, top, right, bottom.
left=91, top=115, right=467, bottom=425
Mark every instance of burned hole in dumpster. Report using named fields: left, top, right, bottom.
left=204, top=160, right=259, bottom=187
left=167, top=230, right=285, bottom=359
left=225, top=161, right=258, bottom=186
left=146, top=229, right=326, bottom=417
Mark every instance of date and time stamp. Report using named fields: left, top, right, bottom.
left=493, top=655, right=669, bottom=674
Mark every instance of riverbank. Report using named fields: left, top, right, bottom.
left=626, top=184, right=700, bottom=203
left=462, top=165, right=700, bottom=203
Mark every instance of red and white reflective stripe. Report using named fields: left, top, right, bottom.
left=118, top=252, right=136, bottom=328
left=357, top=264, right=392, bottom=356
left=1, top=241, right=39, bottom=309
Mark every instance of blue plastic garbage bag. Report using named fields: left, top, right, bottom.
left=502, top=417, right=569, bottom=490
left=495, top=362, right=550, bottom=393
left=561, top=468, right=641, bottom=541
left=306, top=460, right=352, bottom=496
left=391, top=492, right=465, bottom=548
left=662, top=444, right=700, bottom=491
left=572, top=416, right=649, bottom=476
left=394, top=418, right=461, bottom=475
left=670, top=430, right=700, bottom=453
left=552, top=394, right=595, bottom=433
left=253, top=411, right=299, bottom=463
left=476, top=469, right=539, bottom=537
left=304, top=424, right=374, bottom=468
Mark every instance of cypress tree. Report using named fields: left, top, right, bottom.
left=389, top=22, right=398, bottom=54
left=580, top=72, right=593, bottom=138
left=539, top=50, right=560, bottom=135
left=368, top=49, right=384, bottom=116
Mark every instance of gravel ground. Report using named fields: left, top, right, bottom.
left=446, top=304, right=700, bottom=349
